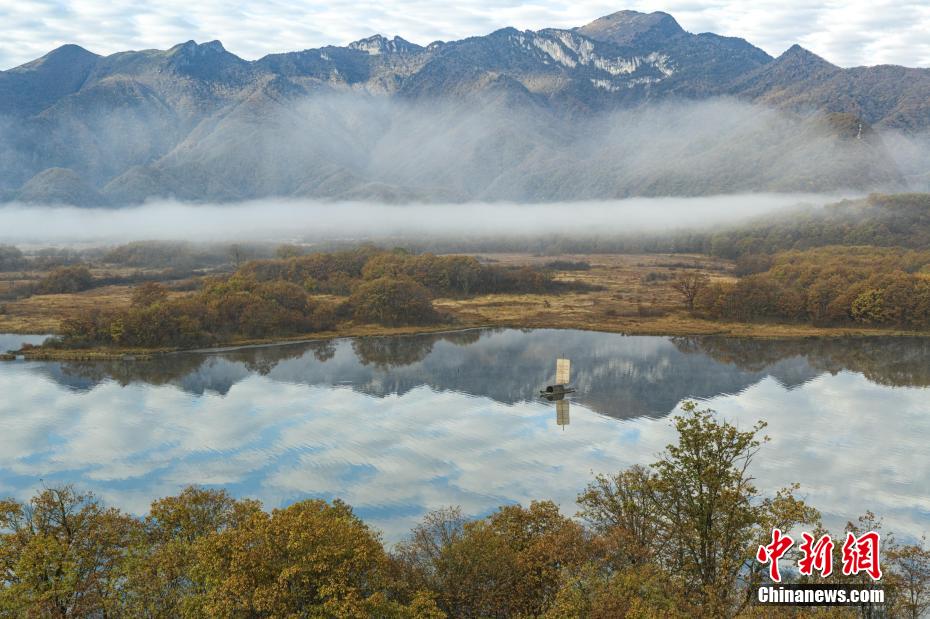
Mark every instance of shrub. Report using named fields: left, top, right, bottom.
left=131, top=282, right=169, bottom=307
left=544, top=260, right=591, bottom=271
left=34, top=265, right=94, bottom=294
left=0, top=245, right=25, bottom=271
left=349, top=277, right=440, bottom=326
left=641, top=271, right=671, bottom=283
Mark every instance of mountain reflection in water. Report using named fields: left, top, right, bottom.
left=2, top=328, right=929, bottom=543
left=30, top=329, right=930, bottom=418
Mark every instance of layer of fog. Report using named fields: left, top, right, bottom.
left=0, top=194, right=845, bottom=244
left=0, top=93, right=919, bottom=204
left=881, top=130, right=930, bottom=192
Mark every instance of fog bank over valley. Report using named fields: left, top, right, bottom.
left=0, top=194, right=842, bottom=244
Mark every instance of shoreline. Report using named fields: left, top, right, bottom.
left=5, top=316, right=928, bottom=361
left=3, top=251, right=928, bottom=361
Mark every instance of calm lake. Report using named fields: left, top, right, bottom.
left=1, top=328, right=928, bottom=543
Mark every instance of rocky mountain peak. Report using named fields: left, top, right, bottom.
left=162, top=39, right=250, bottom=82
left=0, top=10, right=926, bottom=205
left=168, top=40, right=230, bottom=58
left=770, top=44, right=838, bottom=78
left=577, top=10, right=685, bottom=47
left=347, top=35, right=423, bottom=55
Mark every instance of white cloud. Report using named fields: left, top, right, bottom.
left=0, top=0, right=928, bottom=70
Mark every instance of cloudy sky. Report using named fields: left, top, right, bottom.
left=1, top=0, right=929, bottom=70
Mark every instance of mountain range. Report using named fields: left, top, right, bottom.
left=1, top=10, right=927, bottom=205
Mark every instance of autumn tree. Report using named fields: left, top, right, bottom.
left=0, top=486, right=140, bottom=617
left=655, top=403, right=817, bottom=614
left=33, top=265, right=94, bottom=294
left=192, top=498, right=423, bottom=617
left=888, top=536, right=930, bottom=619
left=576, top=402, right=818, bottom=617
left=119, top=486, right=261, bottom=618
left=131, top=281, right=169, bottom=307
left=577, top=465, right=663, bottom=568
left=544, top=562, right=686, bottom=619
left=349, top=276, right=439, bottom=326
left=274, top=244, right=304, bottom=259
left=394, top=501, right=587, bottom=618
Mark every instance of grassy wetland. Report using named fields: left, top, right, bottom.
left=1, top=248, right=923, bottom=362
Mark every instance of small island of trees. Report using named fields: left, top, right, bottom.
left=45, top=247, right=574, bottom=351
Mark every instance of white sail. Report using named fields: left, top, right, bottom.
left=555, top=358, right=570, bottom=385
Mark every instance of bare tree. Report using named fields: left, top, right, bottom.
left=672, top=272, right=710, bottom=311
left=229, top=244, right=242, bottom=268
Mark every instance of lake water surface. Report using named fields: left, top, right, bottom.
left=1, top=328, right=928, bottom=542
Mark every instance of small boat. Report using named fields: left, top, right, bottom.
left=540, top=358, right=576, bottom=399
left=540, top=358, right=574, bottom=429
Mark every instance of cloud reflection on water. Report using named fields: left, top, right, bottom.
left=0, top=329, right=927, bottom=543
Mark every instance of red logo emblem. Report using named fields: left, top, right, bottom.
left=841, top=531, right=882, bottom=581
left=756, top=529, right=882, bottom=582
left=798, top=532, right=834, bottom=577
left=757, top=528, right=794, bottom=582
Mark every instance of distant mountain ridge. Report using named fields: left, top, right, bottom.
left=0, top=10, right=925, bottom=205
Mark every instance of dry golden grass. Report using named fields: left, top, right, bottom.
left=0, top=253, right=918, bottom=348
left=435, top=252, right=725, bottom=329
left=434, top=253, right=915, bottom=338
left=0, top=286, right=188, bottom=334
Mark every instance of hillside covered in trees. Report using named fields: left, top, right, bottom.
left=6, top=194, right=930, bottom=343
left=709, top=194, right=930, bottom=258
